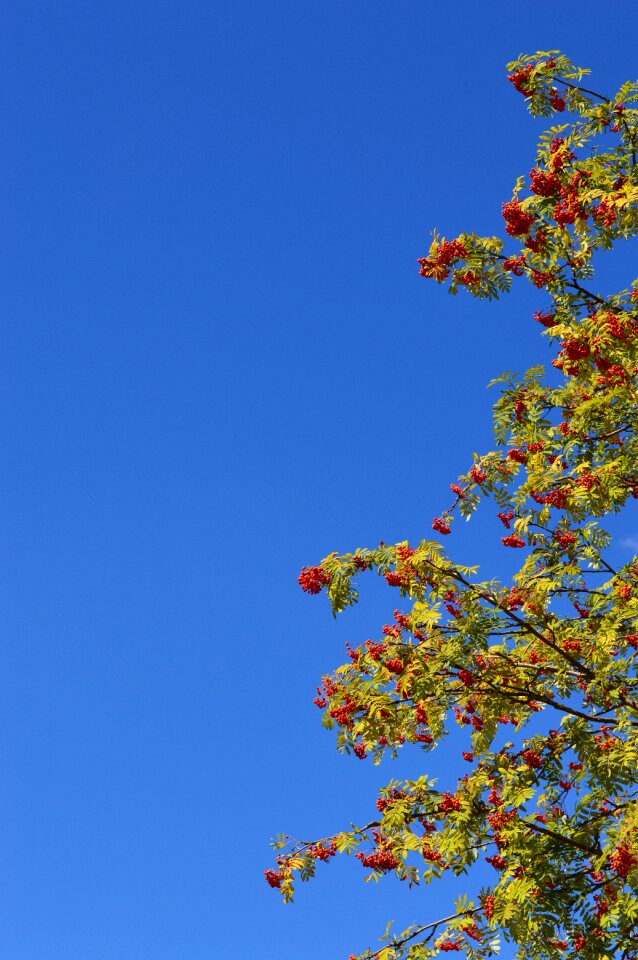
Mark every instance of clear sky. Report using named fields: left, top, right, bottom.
left=1, top=2, right=638, bottom=958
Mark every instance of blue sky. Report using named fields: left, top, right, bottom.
left=1, top=2, right=638, bottom=958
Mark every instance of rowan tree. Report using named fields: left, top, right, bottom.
left=266, top=52, right=638, bottom=960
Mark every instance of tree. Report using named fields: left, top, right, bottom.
left=266, top=52, right=638, bottom=960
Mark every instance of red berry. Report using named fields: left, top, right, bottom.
left=432, top=516, right=451, bottom=535
left=501, top=535, right=525, bottom=548
left=298, top=565, right=331, bottom=594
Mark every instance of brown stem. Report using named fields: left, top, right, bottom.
left=368, top=908, right=479, bottom=958
left=524, top=819, right=598, bottom=854
left=551, top=75, right=611, bottom=104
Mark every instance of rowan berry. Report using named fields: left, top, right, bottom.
left=470, top=465, right=487, bottom=484
left=432, top=516, right=451, bottom=535
left=503, top=255, right=526, bottom=276
left=440, top=792, right=461, bottom=812
left=485, top=854, right=507, bottom=870
left=530, top=168, right=560, bottom=197
left=385, top=658, right=404, bottom=675
left=502, top=535, right=525, bottom=548
left=355, top=850, right=398, bottom=871
left=522, top=750, right=542, bottom=769
left=298, top=565, right=331, bottom=594
left=507, top=65, right=533, bottom=95
left=502, top=200, right=535, bottom=237
left=482, top=894, right=495, bottom=920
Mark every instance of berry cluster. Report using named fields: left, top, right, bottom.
left=298, top=565, right=331, bottom=594
left=502, top=200, right=535, bottom=237
left=417, top=239, right=467, bottom=281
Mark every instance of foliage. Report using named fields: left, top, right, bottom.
left=266, top=52, right=638, bottom=960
